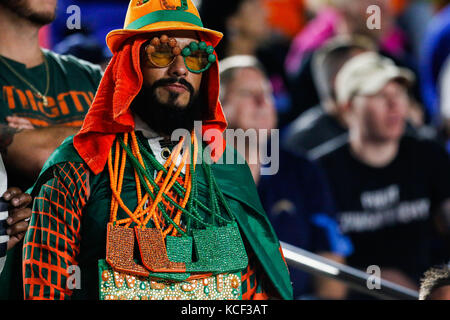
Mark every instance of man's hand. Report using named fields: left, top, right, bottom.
left=6, top=116, right=34, bottom=130
left=2, top=187, right=32, bottom=250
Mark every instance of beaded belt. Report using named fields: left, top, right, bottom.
left=98, top=260, right=242, bottom=300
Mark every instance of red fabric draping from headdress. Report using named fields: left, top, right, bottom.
left=73, top=37, right=227, bottom=175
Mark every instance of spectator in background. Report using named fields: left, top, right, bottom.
left=318, top=52, right=450, bottom=296
left=285, top=35, right=435, bottom=159
left=219, top=56, right=277, bottom=183
left=220, top=55, right=353, bottom=299
left=0, top=0, right=102, bottom=299
left=283, top=36, right=373, bottom=159
left=200, top=0, right=293, bottom=131
left=0, top=0, right=103, bottom=190
left=200, top=0, right=270, bottom=59
left=419, top=264, right=450, bottom=300
left=283, top=0, right=418, bottom=127
left=287, top=0, right=411, bottom=75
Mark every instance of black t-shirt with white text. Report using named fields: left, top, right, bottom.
left=318, top=136, right=450, bottom=282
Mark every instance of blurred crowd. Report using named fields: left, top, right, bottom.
left=0, top=0, right=450, bottom=300
left=199, top=0, right=450, bottom=299
left=203, top=0, right=450, bottom=300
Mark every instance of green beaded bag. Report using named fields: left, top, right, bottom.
left=148, top=222, right=248, bottom=274
left=185, top=223, right=248, bottom=273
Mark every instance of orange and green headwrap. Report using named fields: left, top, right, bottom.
left=73, top=0, right=227, bottom=175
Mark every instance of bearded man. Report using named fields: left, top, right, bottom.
left=23, top=0, right=292, bottom=300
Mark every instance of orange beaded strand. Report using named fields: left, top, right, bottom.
left=141, top=137, right=185, bottom=226
left=108, top=131, right=197, bottom=239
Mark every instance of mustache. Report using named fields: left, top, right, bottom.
left=151, top=78, right=195, bottom=95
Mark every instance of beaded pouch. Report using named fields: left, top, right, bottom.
left=106, top=223, right=191, bottom=282
left=98, top=259, right=242, bottom=300
left=185, top=223, right=248, bottom=273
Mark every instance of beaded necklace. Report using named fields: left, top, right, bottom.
left=108, top=131, right=235, bottom=232
left=105, top=131, right=248, bottom=277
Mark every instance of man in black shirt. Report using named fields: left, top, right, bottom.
left=318, top=52, right=450, bottom=293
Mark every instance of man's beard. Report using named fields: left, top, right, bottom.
left=131, top=78, right=206, bottom=137
left=0, top=0, right=56, bottom=25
